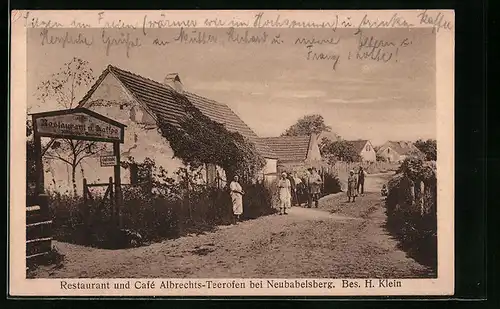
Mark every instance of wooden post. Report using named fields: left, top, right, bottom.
left=38, top=194, right=49, bottom=218
left=109, top=176, right=114, bottom=224
left=33, top=131, right=44, bottom=196
left=113, top=142, right=123, bottom=229
left=83, top=178, right=87, bottom=206
left=82, top=178, right=90, bottom=244
left=206, top=164, right=210, bottom=186
left=186, top=168, right=191, bottom=220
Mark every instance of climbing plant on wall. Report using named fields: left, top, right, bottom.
left=157, top=93, right=265, bottom=184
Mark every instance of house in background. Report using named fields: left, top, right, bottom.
left=347, top=140, right=376, bottom=162
left=43, top=64, right=278, bottom=194
left=262, top=134, right=322, bottom=173
left=376, top=141, right=424, bottom=163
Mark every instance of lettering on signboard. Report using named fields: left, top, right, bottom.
left=35, top=112, right=122, bottom=141
left=100, top=155, right=117, bottom=167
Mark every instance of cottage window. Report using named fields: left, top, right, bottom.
left=387, top=148, right=390, bottom=153
left=366, top=145, right=371, bottom=151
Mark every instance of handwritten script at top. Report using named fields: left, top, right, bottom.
left=416, top=10, right=453, bottom=33
left=28, top=11, right=452, bottom=70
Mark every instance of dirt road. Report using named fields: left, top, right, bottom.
left=29, top=172, right=435, bottom=279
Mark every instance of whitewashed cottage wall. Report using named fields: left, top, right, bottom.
left=359, top=141, right=376, bottom=162
left=377, top=145, right=403, bottom=163
left=263, top=159, right=278, bottom=176
left=306, top=135, right=322, bottom=161
left=44, top=73, right=185, bottom=194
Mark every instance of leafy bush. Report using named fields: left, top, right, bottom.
left=414, top=139, right=437, bottom=161
left=47, top=191, right=87, bottom=244
left=263, top=177, right=281, bottom=209
left=243, top=182, right=276, bottom=219
left=322, top=172, right=342, bottom=195
left=121, top=186, right=181, bottom=241
left=385, top=156, right=437, bottom=270
left=320, top=140, right=362, bottom=163
left=376, top=153, right=387, bottom=162
left=47, top=159, right=275, bottom=249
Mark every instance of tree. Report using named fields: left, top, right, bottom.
left=414, top=139, right=437, bottom=161
left=320, top=140, right=361, bottom=163
left=44, top=140, right=103, bottom=196
left=319, top=137, right=331, bottom=154
left=35, top=57, right=100, bottom=196
left=36, top=57, right=95, bottom=109
left=282, top=114, right=331, bottom=136
left=397, top=156, right=437, bottom=213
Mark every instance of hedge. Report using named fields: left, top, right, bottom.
left=385, top=157, right=437, bottom=271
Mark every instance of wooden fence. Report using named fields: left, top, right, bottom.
left=83, top=177, right=117, bottom=231
left=26, top=194, right=52, bottom=264
left=329, top=161, right=400, bottom=176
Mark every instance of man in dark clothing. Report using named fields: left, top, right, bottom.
left=307, top=167, right=323, bottom=208
left=357, top=166, right=366, bottom=195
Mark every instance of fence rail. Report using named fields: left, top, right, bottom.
left=26, top=194, right=52, bottom=262
left=329, top=161, right=400, bottom=175
left=83, top=177, right=116, bottom=230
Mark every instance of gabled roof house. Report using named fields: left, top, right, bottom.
left=44, top=65, right=278, bottom=193
left=78, top=65, right=277, bottom=160
left=376, top=141, right=424, bottom=163
left=346, top=139, right=376, bottom=162
left=262, top=134, right=322, bottom=171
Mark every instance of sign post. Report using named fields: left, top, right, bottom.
left=33, top=129, right=44, bottom=196
left=113, top=142, right=123, bottom=228
left=31, top=108, right=126, bottom=229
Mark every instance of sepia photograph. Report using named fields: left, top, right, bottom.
left=10, top=10, right=454, bottom=296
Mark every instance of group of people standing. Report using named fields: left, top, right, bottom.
left=277, top=167, right=323, bottom=215
left=347, top=166, right=367, bottom=203
left=229, top=165, right=369, bottom=222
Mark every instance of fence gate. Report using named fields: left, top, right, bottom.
left=26, top=194, right=52, bottom=264
left=83, top=177, right=117, bottom=228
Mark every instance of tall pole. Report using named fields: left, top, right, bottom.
left=33, top=127, right=44, bottom=196
left=113, top=142, right=122, bottom=229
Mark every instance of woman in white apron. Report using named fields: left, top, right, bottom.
left=229, top=175, right=244, bottom=222
left=278, top=172, right=292, bottom=215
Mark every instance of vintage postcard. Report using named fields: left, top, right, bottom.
left=9, top=10, right=455, bottom=297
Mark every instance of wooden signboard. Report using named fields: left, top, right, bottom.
left=30, top=108, right=127, bottom=229
left=32, top=108, right=125, bottom=143
left=100, top=155, right=117, bottom=167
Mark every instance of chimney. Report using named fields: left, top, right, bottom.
left=308, top=133, right=318, bottom=159
left=164, top=73, right=184, bottom=94
left=310, top=133, right=318, bottom=145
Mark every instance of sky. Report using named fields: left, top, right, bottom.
left=27, top=27, right=436, bottom=145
